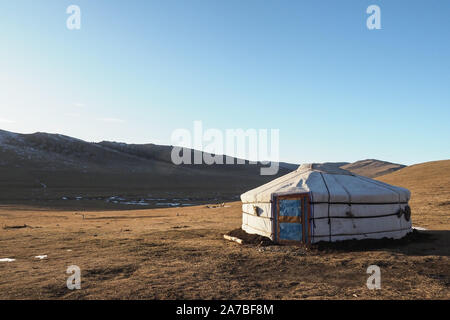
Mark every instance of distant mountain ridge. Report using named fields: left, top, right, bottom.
left=0, top=129, right=294, bottom=203
left=0, top=129, right=407, bottom=204
left=340, top=159, right=406, bottom=178
left=0, top=129, right=298, bottom=171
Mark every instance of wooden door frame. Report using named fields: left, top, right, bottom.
left=275, top=193, right=311, bottom=245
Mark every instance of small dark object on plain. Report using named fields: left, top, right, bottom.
left=3, top=224, right=29, bottom=229
left=226, top=228, right=274, bottom=246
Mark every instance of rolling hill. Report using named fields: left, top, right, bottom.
left=341, top=159, right=406, bottom=178
left=0, top=129, right=408, bottom=208
left=0, top=129, right=294, bottom=206
left=377, top=160, right=450, bottom=229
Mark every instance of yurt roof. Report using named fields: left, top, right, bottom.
left=241, top=163, right=410, bottom=204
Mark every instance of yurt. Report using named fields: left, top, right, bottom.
left=241, top=163, right=412, bottom=244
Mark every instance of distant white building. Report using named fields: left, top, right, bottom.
left=241, top=163, right=412, bottom=244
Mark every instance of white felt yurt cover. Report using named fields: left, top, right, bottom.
left=240, top=163, right=412, bottom=243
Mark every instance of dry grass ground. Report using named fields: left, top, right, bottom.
left=0, top=200, right=448, bottom=300
left=0, top=160, right=448, bottom=300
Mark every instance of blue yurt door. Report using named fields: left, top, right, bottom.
left=276, top=193, right=310, bottom=244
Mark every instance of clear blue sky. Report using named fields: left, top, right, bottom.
left=0, top=0, right=449, bottom=165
